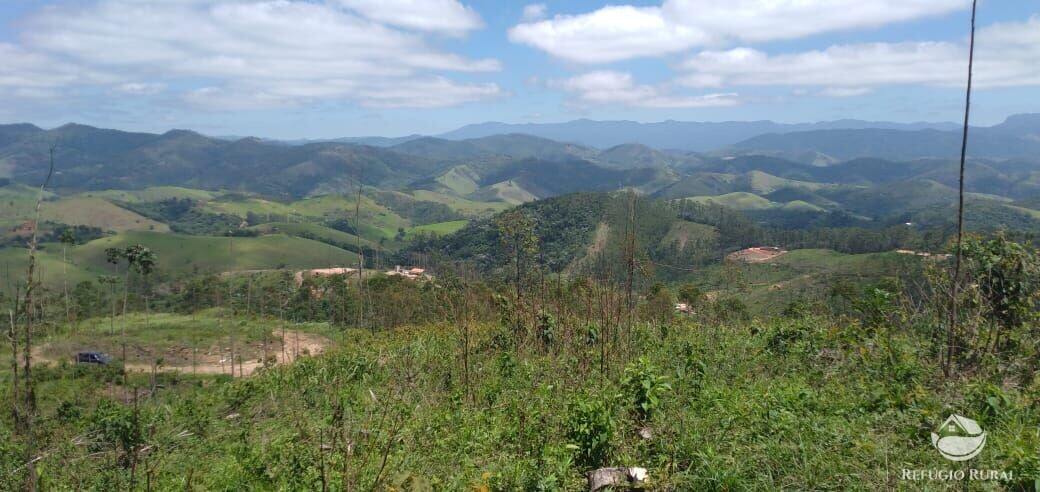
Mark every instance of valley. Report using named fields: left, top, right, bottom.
left=2, top=117, right=1039, bottom=490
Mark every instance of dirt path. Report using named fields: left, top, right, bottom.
left=35, top=329, right=333, bottom=378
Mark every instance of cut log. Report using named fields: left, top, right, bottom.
left=586, top=467, right=648, bottom=491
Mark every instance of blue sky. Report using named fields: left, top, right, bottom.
left=0, top=0, right=1037, bottom=138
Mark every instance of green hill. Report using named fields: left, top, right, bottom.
left=1, top=187, right=168, bottom=232
left=409, top=189, right=510, bottom=216
left=248, top=222, right=375, bottom=249
left=41, top=197, right=169, bottom=232
left=2, top=124, right=445, bottom=198
left=0, top=246, right=102, bottom=294
left=88, top=187, right=219, bottom=203
left=430, top=165, right=481, bottom=195
left=594, top=143, right=695, bottom=169
left=405, top=220, right=469, bottom=236
left=468, top=180, right=540, bottom=204
left=686, top=192, right=775, bottom=210
left=73, top=231, right=359, bottom=275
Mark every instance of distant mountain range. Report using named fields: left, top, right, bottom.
left=2, top=116, right=1039, bottom=223
left=435, top=118, right=964, bottom=151
left=726, top=114, right=1040, bottom=163
left=232, top=114, right=1040, bottom=163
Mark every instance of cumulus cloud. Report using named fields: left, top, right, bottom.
left=1, top=0, right=501, bottom=110
left=521, top=4, right=547, bottom=21
left=117, top=82, right=166, bottom=95
left=679, top=17, right=1040, bottom=90
left=551, top=71, right=738, bottom=108
left=0, top=43, right=115, bottom=97
left=338, top=0, right=483, bottom=35
left=510, top=0, right=968, bottom=64
left=510, top=5, right=708, bottom=64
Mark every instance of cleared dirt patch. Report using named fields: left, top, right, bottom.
left=36, top=329, right=332, bottom=377
left=725, top=246, right=787, bottom=263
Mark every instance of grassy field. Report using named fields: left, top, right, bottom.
left=694, top=249, right=919, bottom=313
left=72, top=231, right=359, bottom=276
left=40, top=197, right=169, bottom=232
left=745, top=170, right=830, bottom=194
left=410, top=189, right=511, bottom=216
left=87, top=187, right=219, bottom=204
left=0, top=245, right=102, bottom=294
left=1005, top=203, right=1040, bottom=219
left=0, top=184, right=54, bottom=217
left=4, top=310, right=1035, bottom=489
left=469, top=180, right=539, bottom=204
left=686, top=192, right=775, bottom=211
left=204, top=193, right=410, bottom=240
left=660, top=220, right=718, bottom=251
left=248, top=222, right=375, bottom=248
left=405, top=219, right=469, bottom=236
left=1, top=186, right=169, bottom=232
left=433, top=165, right=481, bottom=195
left=2, top=184, right=508, bottom=252
left=780, top=199, right=826, bottom=212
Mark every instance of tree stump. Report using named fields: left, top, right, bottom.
left=586, top=467, right=647, bottom=491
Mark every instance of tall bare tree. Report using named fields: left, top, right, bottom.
left=946, top=0, right=978, bottom=377
left=59, top=228, right=75, bottom=323
left=13, top=144, right=55, bottom=491
left=354, top=169, right=366, bottom=330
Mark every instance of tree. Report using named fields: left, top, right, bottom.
left=11, top=143, right=54, bottom=491
left=677, top=284, right=703, bottom=307
left=105, top=244, right=157, bottom=382
left=60, top=228, right=76, bottom=323
left=495, top=210, right=538, bottom=345
left=495, top=210, right=538, bottom=304
left=354, top=171, right=366, bottom=330
left=960, top=233, right=1039, bottom=355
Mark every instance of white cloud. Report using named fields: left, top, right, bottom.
left=0, top=43, right=115, bottom=96
left=551, top=71, right=738, bottom=108
left=679, top=17, right=1040, bottom=90
left=510, top=5, right=708, bottom=64
left=510, top=0, right=968, bottom=64
left=117, top=82, right=166, bottom=95
left=522, top=4, right=547, bottom=21
left=1, top=0, right=501, bottom=110
left=354, top=77, right=503, bottom=108
left=338, top=0, right=483, bottom=35
left=820, top=87, right=872, bottom=97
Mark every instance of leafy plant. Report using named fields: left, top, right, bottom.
left=620, top=357, right=671, bottom=422
left=565, top=397, right=615, bottom=469
left=537, top=310, right=556, bottom=347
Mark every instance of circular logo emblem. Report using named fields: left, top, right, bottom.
left=930, top=414, right=987, bottom=461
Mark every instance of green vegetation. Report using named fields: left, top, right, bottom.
left=75, top=231, right=358, bottom=276
left=468, top=179, right=539, bottom=204
left=88, top=187, right=219, bottom=204
left=121, top=198, right=244, bottom=235
left=410, top=189, right=510, bottom=216
left=3, top=120, right=1040, bottom=490
left=0, top=246, right=101, bottom=292
left=431, top=165, right=481, bottom=195
left=366, top=190, right=464, bottom=225
left=2, top=232, right=1038, bottom=489
left=249, top=222, right=375, bottom=250
left=44, top=197, right=168, bottom=232
left=405, top=220, right=469, bottom=236
left=686, top=192, right=776, bottom=210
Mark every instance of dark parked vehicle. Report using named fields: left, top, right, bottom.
left=76, top=352, right=112, bottom=365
